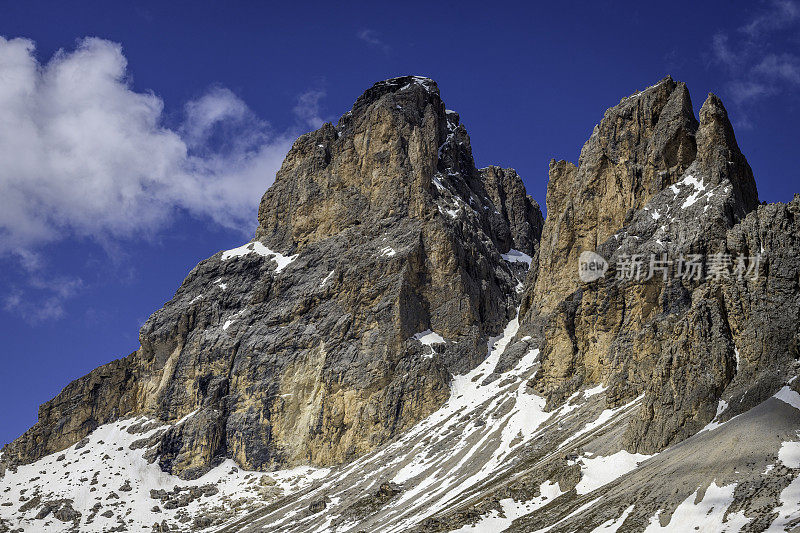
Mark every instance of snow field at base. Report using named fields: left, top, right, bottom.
left=766, top=389, right=800, bottom=533
left=642, top=482, right=749, bottom=532
left=8, top=312, right=798, bottom=532
left=255, top=310, right=658, bottom=533
left=0, top=417, right=328, bottom=532
left=638, top=386, right=800, bottom=533
left=449, top=482, right=563, bottom=533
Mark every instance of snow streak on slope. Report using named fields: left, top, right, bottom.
left=220, top=312, right=653, bottom=533
left=450, top=482, right=563, bottom=533
left=221, top=241, right=297, bottom=272
left=642, top=483, right=749, bottom=532
left=1, top=312, right=677, bottom=533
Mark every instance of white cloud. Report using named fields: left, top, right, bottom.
left=181, top=86, right=255, bottom=149
left=0, top=36, right=323, bottom=256
left=357, top=29, right=390, bottom=52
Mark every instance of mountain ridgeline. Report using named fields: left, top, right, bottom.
left=2, top=75, right=800, bottom=533
left=2, top=75, right=544, bottom=477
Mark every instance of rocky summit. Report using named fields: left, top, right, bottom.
left=1, top=75, right=799, bottom=533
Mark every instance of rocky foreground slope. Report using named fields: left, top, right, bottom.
left=1, top=76, right=799, bottom=532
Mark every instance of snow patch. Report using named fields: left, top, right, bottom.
left=583, top=384, right=607, bottom=399
left=591, top=505, right=635, bottom=532
left=698, top=399, right=735, bottom=434
left=767, top=466, right=800, bottom=531
left=643, top=482, right=747, bottom=532
left=412, top=330, right=445, bottom=346
left=501, top=249, right=533, bottom=266
left=779, top=440, right=800, bottom=468
left=576, top=451, right=651, bottom=494
left=320, top=270, right=335, bottom=287
left=679, top=175, right=707, bottom=209
left=450, top=482, right=563, bottom=533
left=774, top=386, right=800, bottom=411
left=0, top=417, right=327, bottom=532
left=221, top=241, right=297, bottom=273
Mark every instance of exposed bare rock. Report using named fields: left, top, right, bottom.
left=523, top=76, right=699, bottom=316
left=518, top=79, right=796, bottom=458
left=479, top=165, right=544, bottom=257
left=0, top=76, right=542, bottom=479
left=1, top=76, right=798, bottom=533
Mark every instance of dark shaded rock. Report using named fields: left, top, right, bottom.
left=17, top=495, right=40, bottom=513
left=53, top=501, right=80, bottom=522
left=308, top=497, right=329, bottom=514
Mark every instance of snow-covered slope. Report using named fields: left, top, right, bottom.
left=0, top=417, right=327, bottom=531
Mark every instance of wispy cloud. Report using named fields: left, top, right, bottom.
left=0, top=36, right=327, bottom=320
left=754, top=53, right=800, bottom=84
left=741, top=0, right=799, bottom=37
left=727, top=80, right=774, bottom=105
left=293, top=89, right=326, bottom=130
left=357, top=29, right=390, bottom=53
left=710, top=33, right=737, bottom=69
left=709, top=0, right=800, bottom=126
left=4, top=275, right=84, bottom=323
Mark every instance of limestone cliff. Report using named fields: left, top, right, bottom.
left=518, top=78, right=798, bottom=456
left=0, top=76, right=542, bottom=479
left=2, top=76, right=800, bottom=533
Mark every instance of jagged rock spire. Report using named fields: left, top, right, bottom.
left=696, top=93, right=759, bottom=215
left=527, top=77, right=700, bottom=315
left=256, top=75, right=540, bottom=257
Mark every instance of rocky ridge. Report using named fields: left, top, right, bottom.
left=1, top=75, right=542, bottom=478
left=1, top=75, right=799, bottom=533
left=518, top=76, right=798, bottom=457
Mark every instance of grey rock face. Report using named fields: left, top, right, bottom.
left=519, top=80, right=797, bottom=457
left=1, top=75, right=799, bottom=533
left=479, top=165, right=544, bottom=257
left=524, top=76, right=700, bottom=317
left=1, top=76, right=542, bottom=478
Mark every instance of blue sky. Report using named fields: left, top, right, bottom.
left=1, top=0, right=798, bottom=446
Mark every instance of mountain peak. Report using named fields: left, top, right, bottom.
left=697, top=92, right=759, bottom=213
left=347, top=75, right=441, bottom=119
left=256, top=76, right=538, bottom=256
left=2, top=76, right=799, bottom=533
left=3, top=75, right=542, bottom=484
